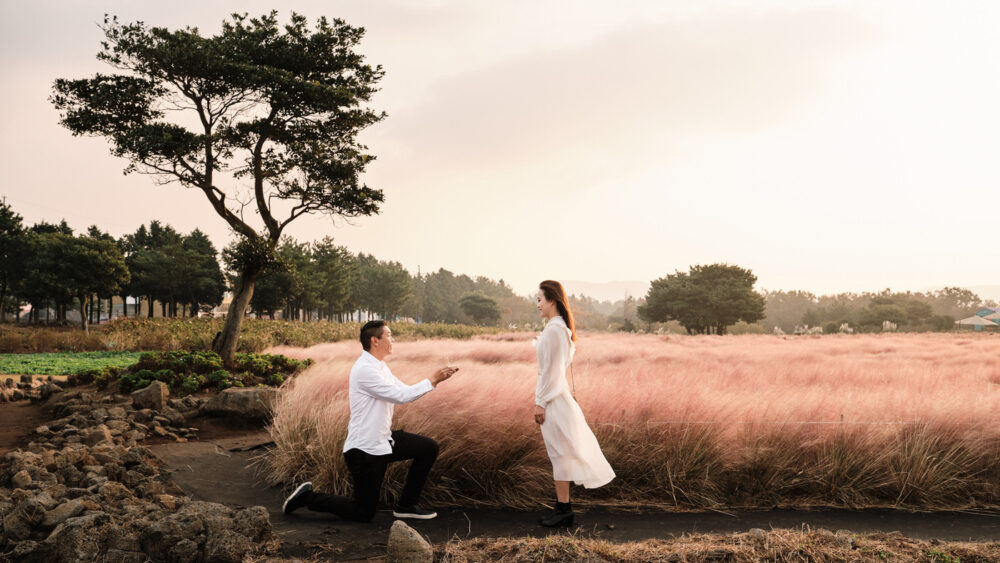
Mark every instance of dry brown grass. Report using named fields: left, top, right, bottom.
left=437, top=529, right=1000, bottom=562
left=265, top=332, right=1000, bottom=510
left=247, top=529, right=1000, bottom=562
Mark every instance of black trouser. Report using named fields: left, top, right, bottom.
left=306, top=430, right=439, bottom=522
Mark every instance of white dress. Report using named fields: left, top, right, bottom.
left=535, top=316, right=615, bottom=488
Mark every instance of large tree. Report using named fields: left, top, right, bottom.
left=639, top=263, right=766, bottom=335
left=52, top=12, right=385, bottom=366
left=0, top=201, right=27, bottom=321
left=458, top=292, right=501, bottom=325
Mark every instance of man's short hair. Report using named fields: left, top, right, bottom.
left=360, top=320, right=386, bottom=352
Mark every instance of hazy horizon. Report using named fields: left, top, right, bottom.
left=2, top=1, right=998, bottom=299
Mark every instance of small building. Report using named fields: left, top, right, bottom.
left=955, top=315, right=999, bottom=331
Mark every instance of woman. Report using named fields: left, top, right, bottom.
left=533, top=280, right=615, bottom=527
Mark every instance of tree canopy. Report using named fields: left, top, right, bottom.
left=639, top=263, right=766, bottom=335
left=52, top=11, right=387, bottom=365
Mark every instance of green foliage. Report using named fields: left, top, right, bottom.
left=639, top=263, right=766, bottom=335
left=124, top=222, right=225, bottom=317
left=764, top=287, right=992, bottom=334
left=0, top=351, right=142, bottom=376
left=113, top=350, right=310, bottom=394
left=458, top=292, right=502, bottom=325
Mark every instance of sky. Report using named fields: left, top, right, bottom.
left=2, top=1, right=998, bottom=299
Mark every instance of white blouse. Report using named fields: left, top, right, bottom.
left=535, top=315, right=575, bottom=408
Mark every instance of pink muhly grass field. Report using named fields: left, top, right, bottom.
left=263, top=332, right=1000, bottom=510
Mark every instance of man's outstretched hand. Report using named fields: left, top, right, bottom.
left=431, top=366, right=459, bottom=387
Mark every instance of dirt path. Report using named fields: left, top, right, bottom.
left=148, top=436, right=1000, bottom=560
left=0, top=400, right=48, bottom=456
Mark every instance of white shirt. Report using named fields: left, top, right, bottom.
left=535, top=315, right=575, bottom=408
left=343, top=351, right=434, bottom=455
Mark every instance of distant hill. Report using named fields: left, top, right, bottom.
left=561, top=280, right=650, bottom=303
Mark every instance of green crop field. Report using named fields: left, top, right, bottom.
left=0, top=351, right=143, bottom=376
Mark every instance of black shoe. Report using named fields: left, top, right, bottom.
left=393, top=504, right=437, bottom=520
left=539, top=501, right=574, bottom=528
left=283, top=482, right=312, bottom=514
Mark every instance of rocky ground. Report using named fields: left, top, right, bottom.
left=0, top=379, right=280, bottom=562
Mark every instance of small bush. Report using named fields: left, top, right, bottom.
left=109, top=350, right=311, bottom=395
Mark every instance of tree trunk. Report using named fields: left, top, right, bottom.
left=213, top=270, right=260, bottom=368
left=148, top=295, right=155, bottom=318
left=0, top=275, right=7, bottom=323
left=79, top=297, right=89, bottom=334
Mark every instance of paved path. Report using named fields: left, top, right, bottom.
left=149, top=435, right=1000, bottom=560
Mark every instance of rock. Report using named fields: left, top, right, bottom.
left=104, top=549, right=147, bottom=563
left=131, top=382, right=169, bottom=411
left=156, top=494, right=177, bottom=510
left=748, top=528, right=767, bottom=540
left=82, top=425, right=114, bottom=446
left=106, top=420, right=131, bottom=435
left=199, top=387, right=279, bottom=422
left=203, top=530, right=256, bottom=563
left=12, top=469, right=32, bottom=488
left=41, top=499, right=86, bottom=529
left=107, top=406, right=127, bottom=419
left=38, top=383, right=63, bottom=401
left=184, top=501, right=235, bottom=535
left=42, top=512, right=113, bottom=563
left=166, top=538, right=200, bottom=563
left=139, top=509, right=205, bottom=560
left=30, top=491, right=59, bottom=510
left=98, top=481, right=133, bottom=502
left=132, top=409, right=154, bottom=424
left=4, top=377, right=14, bottom=388
left=6, top=540, right=39, bottom=560
left=151, top=425, right=169, bottom=437
left=161, top=407, right=187, bottom=426
left=120, top=450, right=143, bottom=468
left=234, top=506, right=272, bottom=542
left=2, top=498, right=46, bottom=541
left=386, top=520, right=433, bottom=563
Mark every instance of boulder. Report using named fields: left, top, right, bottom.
left=131, top=382, right=169, bottom=411
left=139, top=509, right=205, bottom=560
left=233, top=506, right=272, bottom=542
left=386, top=520, right=433, bottom=563
left=199, top=387, right=278, bottom=421
left=41, top=512, right=113, bottom=563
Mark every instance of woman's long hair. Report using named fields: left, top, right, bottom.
left=539, top=280, right=577, bottom=342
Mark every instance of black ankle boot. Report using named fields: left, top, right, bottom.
left=539, top=501, right=573, bottom=527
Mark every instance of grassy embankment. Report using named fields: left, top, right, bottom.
left=266, top=332, right=1000, bottom=511
left=0, top=318, right=506, bottom=354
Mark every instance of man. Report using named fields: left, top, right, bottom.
left=282, top=320, right=458, bottom=521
